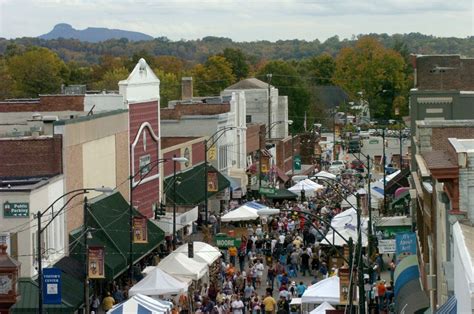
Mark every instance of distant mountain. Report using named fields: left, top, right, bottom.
left=38, top=23, right=153, bottom=42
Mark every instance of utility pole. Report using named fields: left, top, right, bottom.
left=173, top=155, right=177, bottom=250
left=357, top=194, right=366, bottom=313
left=399, top=122, right=403, bottom=170
left=367, top=154, right=373, bottom=283
left=204, top=139, right=209, bottom=224
left=37, top=211, right=43, bottom=314
left=382, top=128, right=387, bottom=215
left=348, top=237, right=354, bottom=314
left=83, top=196, right=89, bottom=314
left=267, top=74, right=272, bottom=139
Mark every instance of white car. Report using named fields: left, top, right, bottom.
left=328, top=160, right=345, bottom=174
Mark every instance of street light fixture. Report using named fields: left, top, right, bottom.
left=37, top=186, right=113, bottom=313
left=171, top=156, right=188, bottom=249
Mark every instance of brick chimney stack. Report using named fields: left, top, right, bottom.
left=181, top=77, right=193, bottom=100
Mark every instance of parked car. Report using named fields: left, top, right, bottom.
left=329, top=160, right=345, bottom=174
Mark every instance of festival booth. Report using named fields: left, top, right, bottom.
left=157, top=252, right=208, bottom=281
left=221, top=205, right=259, bottom=222
left=341, top=194, right=357, bottom=209
left=107, top=293, right=172, bottom=314
left=312, top=170, right=337, bottom=180
left=129, top=268, right=189, bottom=297
left=289, top=179, right=324, bottom=197
left=302, top=276, right=340, bottom=309
left=321, top=208, right=369, bottom=247
left=309, top=301, right=336, bottom=314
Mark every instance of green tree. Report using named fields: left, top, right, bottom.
left=0, top=57, right=15, bottom=100
left=7, top=47, right=67, bottom=97
left=257, top=60, right=311, bottom=132
left=154, top=68, right=180, bottom=107
left=192, top=55, right=236, bottom=96
left=91, top=66, right=129, bottom=91
left=219, top=48, right=250, bottom=80
left=65, top=61, right=93, bottom=86
left=297, top=54, right=335, bottom=85
left=332, top=36, right=407, bottom=119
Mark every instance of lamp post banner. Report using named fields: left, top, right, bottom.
left=43, top=268, right=61, bottom=304
left=133, top=216, right=148, bottom=243
left=88, top=246, right=105, bottom=279
left=207, top=171, right=218, bottom=192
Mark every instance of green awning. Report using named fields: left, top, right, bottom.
left=11, top=274, right=83, bottom=313
left=164, top=163, right=230, bottom=205
left=265, top=188, right=298, bottom=200
left=70, top=192, right=164, bottom=280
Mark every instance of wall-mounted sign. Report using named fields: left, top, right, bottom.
left=88, top=246, right=105, bottom=279
left=43, top=268, right=61, bottom=304
left=208, top=145, right=217, bottom=161
left=293, top=155, right=302, bottom=171
left=259, top=187, right=276, bottom=195
left=3, top=202, right=29, bottom=218
left=215, top=234, right=242, bottom=248
left=133, top=216, right=148, bottom=243
left=378, top=239, right=396, bottom=254
left=395, top=232, right=417, bottom=264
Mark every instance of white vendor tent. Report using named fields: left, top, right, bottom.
left=321, top=208, right=368, bottom=247
left=314, top=170, right=337, bottom=180
left=129, top=267, right=188, bottom=297
left=309, top=301, right=335, bottom=314
left=157, top=252, right=208, bottom=281
left=174, top=242, right=221, bottom=266
left=341, top=194, right=357, bottom=209
left=380, top=169, right=401, bottom=183
left=107, top=293, right=172, bottom=314
left=289, top=179, right=324, bottom=197
left=302, top=276, right=340, bottom=305
left=221, top=201, right=273, bottom=222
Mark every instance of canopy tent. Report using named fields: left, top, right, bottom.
left=341, top=194, right=357, bottom=209
left=221, top=201, right=274, bottom=222
left=302, top=276, right=340, bottom=305
left=157, top=252, right=208, bottom=281
left=289, top=179, right=324, bottom=197
left=107, top=294, right=172, bottom=314
left=265, top=189, right=298, bottom=200
left=321, top=208, right=369, bottom=247
left=174, top=242, right=221, bottom=266
left=380, top=169, right=401, bottom=184
left=309, top=301, right=335, bottom=314
left=129, top=267, right=188, bottom=297
left=313, top=170, right=337, bottom=180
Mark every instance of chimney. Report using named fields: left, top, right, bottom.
left=181, top=77, right=193, bottom=100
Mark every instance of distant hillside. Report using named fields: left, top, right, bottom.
left=2, top=32, right=474, bottom=64
left=38, top=23, right=153, bottom=43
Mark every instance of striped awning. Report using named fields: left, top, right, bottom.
left=436, top=295, right=456, bottom=314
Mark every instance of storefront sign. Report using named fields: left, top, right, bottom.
left=133, top=216, right=148, bottom=243
left=3, top=202, right=29, bottom=218
left=207, top=171, right=218, bottom=192
left=378, top=239, right=396, bottom=254
left=369, top=139, right=379, bottom=144
left=395, top=232, right=417, bottom=263
left=88, top=246, right=105, bottom=279
left=215, top=235, right=241, bottom=249
left=259, top=187, right=276, bottom=195
left=208, top=145, right=217, bottom=161
left=43, top=268, right=61, bottom=304
left=261, top=156, right=270, bottom=173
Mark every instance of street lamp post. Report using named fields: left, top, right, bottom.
left=203, top=126, right=241, bottom=224
left=171, top=156, right=188, bottom=249
left=37, top=187, right=112, bottom=313
left=382, top=128, right=387, bottom=214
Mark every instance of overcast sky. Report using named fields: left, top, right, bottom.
left=1, top=0, right=473, bottom=41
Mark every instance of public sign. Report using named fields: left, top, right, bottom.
left=88, top=246, right=105, bottom=279
left=293, top=155, right=302, bottom=171
left=259, top=187, right=276, bottom=195
left=133, top=216, right=148, bottom=243
left=208, top=145, right=217, bottom=161
left=207, top=171, right=218, bottom=192
left=3, top=202, right=29, bottom=218
left=215, top=234, right=241, bottom=249
left=395, top=232, right=417, bottom=263
left=378, top=239, right=396, bottom=254
left=369, top=139, right=379, bottom=144
left=43, top=268, right=61, bottom=304
left=339, top=268, right=354, bottom=304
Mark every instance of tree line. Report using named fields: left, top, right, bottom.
left=0, top=36, right=415, bottom=131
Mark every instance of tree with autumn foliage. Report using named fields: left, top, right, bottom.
left=332, top=36, right=407, bottom=119
left=192, top=55, right=236, bottom=96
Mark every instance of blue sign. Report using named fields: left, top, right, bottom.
left=395, top=232, right=417, bottom=264
left=43, top=268, right=62, bottom=304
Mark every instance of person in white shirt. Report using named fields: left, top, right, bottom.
left=231, top=295, right=244, bottom=314
left=279, top=233, right=286, bottom=244
left=255, top=260, right=265, bottom=288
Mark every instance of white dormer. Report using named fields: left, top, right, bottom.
left=119, top=58, right=160, bottom=105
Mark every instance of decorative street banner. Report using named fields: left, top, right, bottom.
left=293, top=155, right=302, bottom=171
left=3, top=202, right=29, bottom=218
left=378, top=239, right=396, bottom=254
left=261, top=156, right=270, bottom=173
left=207, top=171, right=218, bottom=192
left=133, top=216, right=148, bottom=243
left=88, top=246, right=105, bottom=279
left=339, top=267, right=351, bottom=305
left=259, top=187, right=276, bottom=195
left=43, top=267, right=61, bottom=304
left=208, top=145, right=217, bottom=161
left=395, top=232, right=417, bottom=264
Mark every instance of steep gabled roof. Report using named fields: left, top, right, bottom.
left=226, top=78, right=272, bottom=90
